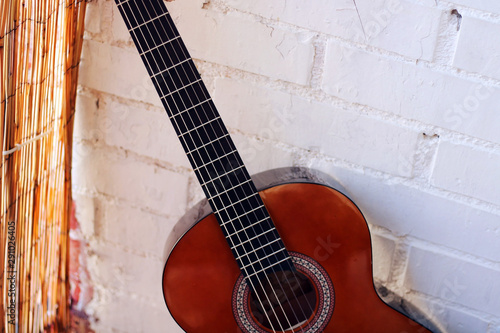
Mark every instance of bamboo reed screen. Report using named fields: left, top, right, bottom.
left=0, top=0, right=86, bottom=331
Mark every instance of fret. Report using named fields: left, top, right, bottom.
left=160, top=78, right=203, bottom=101
left=181, top=119, right=227, bottom=155
left=229, top=217, right=279, bottom=253
left=116, top=1, right=138, bottom=29
left=201, top=167, right=249, bottom=201
left=240, top=248, right=288, bottom=271
left=193, top=149, right=237, bottom=172
left=171, top=98, right=212, bottom=123
left=225, top=222, right=274, bottom=253
left=236, top=239, right=285, bottom=269
left=192, top=152, right=239, bottom=182
left=245, top=257, right=294, bottom=280
left=230, top=227, right=277, bottom=249
left=211, top=186, right=258, bottom=219
left=186, top=133, right=229, bottom=155
left=189, top=151, right=237, bottom=183
left=231, top=229, right=282, bottom=256
left=178, top=116, right=221, bottom=138
left=201, top=165, right=245, bottom=188
left=191, top=153, right=238, bottom=189
left=116, top=0, right=130, bottom=6
left=203, top=174, right=252, bottom=209
left=118, top=0, right=167, bottom=32
left=131, top=12, right=170, bottom=33
left=161, top=84, right=207, bottom=119
left=141, top=37, right=190, bottom=73
left=209, top=179, right=254, bottom=203
left=235, top=238, right=282, bottom=261
left=222, top=213, right=269, bottom=236
left=151, top=56, right=190, bottom=76
left=140, top=35, right=180, bottom=56
left=131, top=0, right=154, bottom=21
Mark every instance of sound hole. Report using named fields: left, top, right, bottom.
left=249, top=270, right=317, bottom=331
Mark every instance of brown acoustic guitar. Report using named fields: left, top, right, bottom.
left=114, top=0, right=434, bottom=332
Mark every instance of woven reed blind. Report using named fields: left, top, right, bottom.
left=0, top=0, right=86, bottom=331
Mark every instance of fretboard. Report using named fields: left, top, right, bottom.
left=114, top=0, right=294, bottom=284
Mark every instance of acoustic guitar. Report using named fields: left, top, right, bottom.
left=114, top=0, right=433, bottom=332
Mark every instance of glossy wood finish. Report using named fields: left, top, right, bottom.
left=163, top=183, right=431, bottom=332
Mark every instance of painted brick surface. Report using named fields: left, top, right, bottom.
left=101, top=200, right=179, bottom=256
left=74, top=0, right=500, bottom=331
left=73, top=143, right=189, bottom=216
left=89, top=243, right=166, bottom=303
left=79, top=40, right=161, bottom=107
left=97, top=94, right=190, bottom=168
left=215, top=77, right=420, bottom=176
left=224, top=0, right=442, bottom=60
left=91, top=291, right=180, bottom=333
left=453, top=17, right=500, bottom=80
left=74, top=91, right=100, bottom=142
left=323, top=41, right=500, bottom=143
left=168, top=0, right=315, bottom=85
left=370, top=233, right=397, bottom=282
left=406, top=246, right=500, bottom=316
left=448, top=0, right=500, bottom=14
left=432, top=141, right=500, bottom=206
left=230, top=132, right=295, bottom=175
left=407, top=294, right=491, bottom=333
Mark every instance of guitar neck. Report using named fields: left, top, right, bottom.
left=115, top=0, right=294, bottom=282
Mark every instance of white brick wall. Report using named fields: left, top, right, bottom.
left=74, top=0, right=500, bottom=331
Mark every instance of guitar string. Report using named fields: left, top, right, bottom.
left=151, top=8, right=321, bottom=332
left=115, top=2, right=287, bottom=332
left=132, top=4, right=299, bottom=331
left=136, top=14, right=292, bottom=333
left=125, top=1, right=315, bottom=330
left=148, top=6, right=317, bottom=331
left=118, top=0, right=315, bottom=330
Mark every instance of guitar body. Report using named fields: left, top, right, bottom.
left=162, top=169, right=431, bottom=333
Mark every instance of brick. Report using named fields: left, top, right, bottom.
left=310, top=162, right=500, bottom=262
left=90, top=243, right=166, bottom=305
left=167, top=0, right=315, bottom=84
left=96, top=95, right=190, bottom=168
left=214, top=77, right=419, bottom=176
left=433, top=305, right=490, bottom=333
left=453, top=17, right=500, bottom=80
left=74, top=92, right=99, bottom=142
left=407, top=294, right=491, bottom=333
left=72, top=193, right=96, bottom=237
left=79, top=40, right=161, bottom=107
left=91, top=290, right=181, bottom=333
left=370, top=233, right=396, bottom=282
left=432, top=141, right=500, bottom=206
left=83, top=1, right=102, bottom=36
left=223, top=0, right=441, bottom=60
left=229, top=132, right=295, bottom=176
left=109, top=1, right=133, bottom=44
left=322, top=41, right=500, bottom=143
left=101, top=200, right=179, bottom=256
left=72, top=143, right=189, bottom=216
left=448, top=0, right=500, bottom=14
left=406, top=246, right=500, bottom=317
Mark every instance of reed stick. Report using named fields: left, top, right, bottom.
left=1, top=0, right=87, bottom=331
